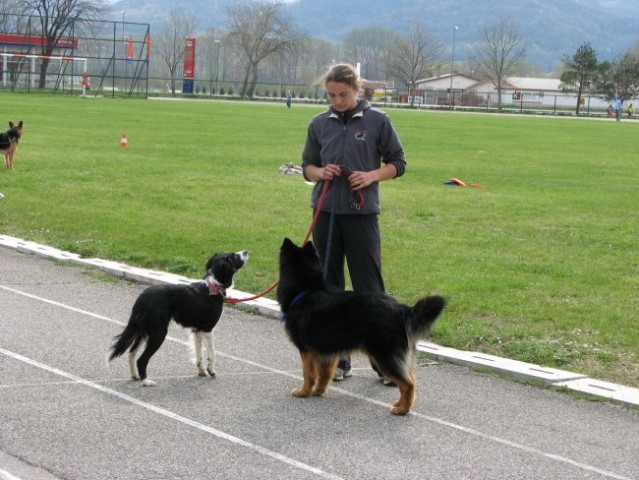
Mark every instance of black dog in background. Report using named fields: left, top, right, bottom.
left=277, top=238, right=445, bottom=415
left=109, top=250, right=248, bottom=386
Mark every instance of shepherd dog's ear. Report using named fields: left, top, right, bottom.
left=301, top=241, right=318, bottom=259
left=281, top=237, right=296, bottom=251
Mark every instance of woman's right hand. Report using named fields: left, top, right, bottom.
left=320, top=164, right=342, bottom=180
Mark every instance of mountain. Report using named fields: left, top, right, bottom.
left=108, top=0, right=639, bottom=72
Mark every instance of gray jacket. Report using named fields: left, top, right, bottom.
left=302, top=99, right=406, bottom=215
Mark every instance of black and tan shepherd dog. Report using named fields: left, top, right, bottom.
left=1, top=121, right=24, bottom=170
left=277, top=238, right=446, bottom=415
left=109, top=250, right=248, bottom=386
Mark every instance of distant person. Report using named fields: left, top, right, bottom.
left=286, top=91, right=292, bottom=109
left=625, top=103, right=633, bottom=118
left=606, top=104, right=613, bottom=116
left=614, top=94, right=623, bottom=121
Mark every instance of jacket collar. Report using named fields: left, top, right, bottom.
left=328, top=99, right=369, bottom=120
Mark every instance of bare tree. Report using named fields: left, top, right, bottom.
left=472, top=16, right=526, bottom=108
left=154, top=9, right=195, bottom=95
left=199, top=27, right=226, bottom=92
left=24, top=0, right=107, bottom=88
left=390, top=24, right=444, bottom=106
left=226, top=0, right=303, bottom=98
left=0, top=0, right=30, bottom=33
left=293, top=37, right=340, bottom=95
left=609, top=43, right=639, bottom=100
left=343, top=27, right=395, bottom=80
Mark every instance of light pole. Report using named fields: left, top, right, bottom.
left=449, top=25, right=458, bottom=108
left=214, top=39, right=221, bottom=95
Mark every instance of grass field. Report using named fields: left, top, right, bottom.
left=0, top=93, right=637, bottom=388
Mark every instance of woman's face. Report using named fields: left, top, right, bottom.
left=326, top=81, right=359, bottom=112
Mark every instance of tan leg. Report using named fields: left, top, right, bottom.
left=312, top=356, right=338, bottom=396
left=292, top=351, right=317, bottom=397
left=390, top=371, right=416, bottom=415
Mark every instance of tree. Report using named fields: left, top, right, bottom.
left=0, top=0, right=30, bottom=33
left=343, top=27, right=395, bottom=81
left=226, top=0, right=302, bottom=98
left=609, top=43, right=639, bottom=99
left=24, top=0, right=107, bottom=89
left=390, top=24, right=444, bottom=107
left=199, top=27, right=225, bottom=89
left=472, top=16, right=526, bottom=108
left=154, top=10, right=196, bottom=95
left=560, top=43, right=608, bottom=114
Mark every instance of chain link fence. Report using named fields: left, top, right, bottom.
left=0, top=14, right=150, bottom=97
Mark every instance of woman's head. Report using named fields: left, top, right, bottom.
left=324, top=63, right=361, bottom=112
left=325, top=64, right=361, bottom=91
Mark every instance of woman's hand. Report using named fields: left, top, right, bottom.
left=321, top=164, right=342, bottom=180
left=348, top=170, right=375, bottom=191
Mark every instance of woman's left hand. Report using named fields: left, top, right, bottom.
left=348, top=171, right=375, bottom=191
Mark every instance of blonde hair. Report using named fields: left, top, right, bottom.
left=324, top=63, right=361, bottom=91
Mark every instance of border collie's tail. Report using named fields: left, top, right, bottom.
left=408, top=295, right=446, bottom=340
left=108, top=321, right=144, bottom=361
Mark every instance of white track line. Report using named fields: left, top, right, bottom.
left=0, top=468, right=23, bottom=480
left=0, top=284, right=633, bottom=480
left=0, top=347, right=343, bottom=480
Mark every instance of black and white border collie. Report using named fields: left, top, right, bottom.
left=109, top=250, right=248, bottom=386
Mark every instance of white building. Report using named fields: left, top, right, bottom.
left=415, top=74, right=612, bottom=111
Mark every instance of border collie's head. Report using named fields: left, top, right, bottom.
left=205, top=250, right=248, bottom=288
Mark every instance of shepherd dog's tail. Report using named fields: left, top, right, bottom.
left=408, top=295, right=446, bottom=340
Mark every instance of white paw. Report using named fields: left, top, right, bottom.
left=141, top=379, right=157, bottom=387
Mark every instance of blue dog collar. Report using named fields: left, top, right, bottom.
left=280, top=289, right=309, bottom=324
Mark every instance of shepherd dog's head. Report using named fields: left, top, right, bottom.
left=277, top=238, right=323, bottom=306
left=0, top=121, right=23, bottom=150
left=8, top=121, right=23, bottom=142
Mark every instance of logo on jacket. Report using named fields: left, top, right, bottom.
left=354, top=129, right=367, bottom=141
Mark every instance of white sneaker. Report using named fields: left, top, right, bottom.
left=333, top=366, right=353, bottom=381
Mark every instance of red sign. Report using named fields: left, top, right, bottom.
left=126, top=36, right=133, bottom=63
left=183, top=37, right=196, bottom=79
left=0, top=34, right=79, bottom=49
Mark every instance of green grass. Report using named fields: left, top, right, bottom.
left=1, top=93, right=637, bottom=387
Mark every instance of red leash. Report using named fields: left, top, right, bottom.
left=224, top=180, right=331, bottom=304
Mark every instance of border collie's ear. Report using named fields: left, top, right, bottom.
left=205, top=255, right=216, bottom=272
left=9, top=121, right=14, bottom=128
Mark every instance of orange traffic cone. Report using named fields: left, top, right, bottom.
left=120, top=133, right=128, bottom=147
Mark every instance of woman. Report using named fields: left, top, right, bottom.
left=302, top=63, right=407, bottom=381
